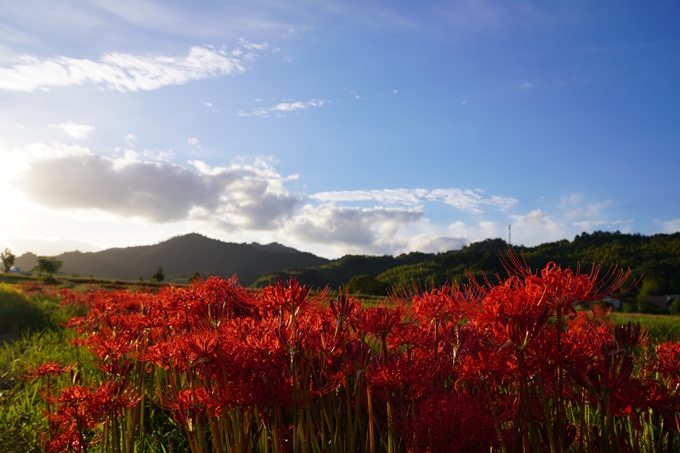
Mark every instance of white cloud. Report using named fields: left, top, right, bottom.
left=142, top=149, right=174, bottom=162
left=4, top=145, right=627, bottom=257
left=312, top=187, right=516, bottom=213
left=238, top=39, right=269, bottom=51
left=522, top=82, right=534, bottom=90
left=48, top=121, right=95, bottom=139
left=572, top=220, right=608, bottom=229
left=406, top=234, right=467, bottom=254
left=0, top=46, right=246, bottom=92
left=661, top=219, right=680, bottom=233
left=284, top=203, right=423, bottom=254
left=11, top=146, right=299, bottom=228
left=427, top=189, right=516, bottom=212
left=515, top=208, right=548, bottom=226
left=312, top=188, right=428, bottom=206
left=187, top=137, right=199, bottom=145
left=560, top=194, right=612, bottom=220
left=1, top=236, right=101, bottom=257
left=124, top=134, right=136, bottom=147
left=239, top=99, right=328, bottom=117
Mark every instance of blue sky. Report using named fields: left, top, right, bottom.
left=1, top=0, right=679, bottom=259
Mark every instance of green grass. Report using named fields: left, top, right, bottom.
left=611, top=312, right=680, bottom=342
left=0, top=284, right=93, bottom=453
left=0, top=330, right=82, bottom=453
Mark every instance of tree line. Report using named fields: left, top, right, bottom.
left=255, top=231, right=680, bottom=306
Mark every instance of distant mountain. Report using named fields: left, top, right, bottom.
left=14, top=233, right=329, bottom=286
left=254, top=232, right=680, bottom=300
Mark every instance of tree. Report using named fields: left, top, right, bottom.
left=152, top=266, right=165, bottom=283
left=346, top=274, right=387, bottom=296
left=669, top=299, right=680, bottom=316
left=33, top=257, right=62, bottom=276
left=1, top=248, right=15, bottom=273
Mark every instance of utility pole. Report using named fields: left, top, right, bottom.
left=508, top=225, right=512, bottom=246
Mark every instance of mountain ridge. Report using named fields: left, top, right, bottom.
left=14, top=233, right=329, bottom=286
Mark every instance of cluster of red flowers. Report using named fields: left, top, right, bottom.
left=33, top=254, right=680, bottom=453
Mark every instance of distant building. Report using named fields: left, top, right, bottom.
left=9, top=266, right=31, bottom=275
left=643, top=295, right=680, bottom=310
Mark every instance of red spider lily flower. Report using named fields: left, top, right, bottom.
left=260, top=278, right=311, bottom=313
left=43, top=382, right=128, bottom=452
left=172, top=389, right=207, bottom=431
left=500, top=250, right=633, bottom=314
left=644, top=380, right=680, bottom=431
left=614, top=321, right=647, bottom=354
left=368, top=353, right=436, bottom=403
left=328, top=292, right=361, bottom=326
left=186, top=275, right=260, bottom=321
left=388, top=321, right=435, bottom=353
left=655, top=341, right=680, bottom=384
left=27, top=362, right=75, bottom=380
left=407, top=390, right=496, bottom=453
left=357, top=306, right=404, bottom=340
left=474, top=278, right=553, bottom=351
left=182, top=329, right=221, bottom=365
left=411, top=282, right=466, bottom=325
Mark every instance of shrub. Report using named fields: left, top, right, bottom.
left=670, top=299, right=680, bottom=316
left=622, top=302, right=638, bottom=313
left=0, top=284, right=49, bottom=336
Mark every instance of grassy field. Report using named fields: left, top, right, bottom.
left=611, top=311, right=680, bottom=342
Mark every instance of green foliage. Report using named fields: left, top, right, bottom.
left=346, top=274, right=387, bottom=296
left=257, top=231, right=680, bottom=303
left=151, top=266, right=165, bottom=282
left=1, top=248, right=15, bottom=273
left=32, top=256, right=62, bottom=276
left=611, top=312, right=680, bottom=341
left=622, top=302, right=638, bottom=313
left=0, top=284, right=51, bottom=336
left=670, top=299, right=680, bottom=316
left=637, top=299, right=658, bottom=314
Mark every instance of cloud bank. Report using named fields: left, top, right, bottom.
left=12, top=149, right=298, bottom=229
left=4, top=144, right=626, bottom=257
left=0, top=46, right=246, bottom=92
left=312, top=188, right=517, bottom=213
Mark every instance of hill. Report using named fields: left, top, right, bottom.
left=254, top=232, right=680, bottom=300
left=14, top=233, right=329, bottom=286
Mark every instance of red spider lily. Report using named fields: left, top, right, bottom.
left=43, top=382, right=135, bottom=453
left=174, top=389, right=207, bottom=429
left=357, top=306, right=404, bottom=340
left=27, top=362, right=76, bottom=380
left=328, top=292, right=361, bottom=328
left=644, top=380, right=680, bottom=432
left=260, top=278, right=311, bottom=313
left=388, top=321, right=435, bottom=352
left=411, top=282, right=466, bottom=325
left=38, top=260, right=680, bottom=453
left=501, top=250, right=633, bottom=313
left=655, top=342, right=680, bottom=383
left=406, top=390, right=497, bottom=453
left=368, top=352, right=436, bottom=403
